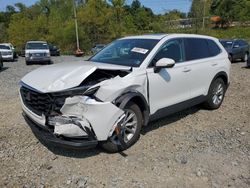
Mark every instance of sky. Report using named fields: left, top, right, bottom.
left=0, top=0, right=192, bottom=14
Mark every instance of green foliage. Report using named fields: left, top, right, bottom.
left=0, top=0, right=250, bottom=53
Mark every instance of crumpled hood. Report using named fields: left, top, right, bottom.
left=21, top=61, right=130, bottom=93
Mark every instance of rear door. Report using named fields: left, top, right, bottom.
left=183, top=38, right=220, bottom=98
left=232, top=41, right=242, bottom=59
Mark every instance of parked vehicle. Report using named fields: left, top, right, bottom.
left=91, top=44, right=105, bottom=54
left=49, top=44, right=60, bottom=56
left=20, top=34, right=231, bottom=152
left=0, top=52, right=3, bottom=70
left=17, top=46, right=25, bottom=57
left=0, top=43, right=15, bottom=61
left=220, top=39, right=249, bottom=62
left=25, top=41, right=51, bottom=65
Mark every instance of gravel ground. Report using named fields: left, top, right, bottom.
left=0, top=56, right=249, bottom=188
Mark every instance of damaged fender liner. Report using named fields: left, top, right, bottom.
left=23, top=113, right=98, bottom=149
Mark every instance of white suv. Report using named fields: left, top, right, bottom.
left=25, top=41, right=51, bottom=65
left=0, top=43, right=15, bottom=61
left=20, top=34, right=231, bottom=152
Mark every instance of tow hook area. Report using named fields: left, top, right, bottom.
left=48, top=116, right=91, bottom=137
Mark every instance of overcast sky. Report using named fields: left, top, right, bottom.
left=0, top=0, right=192, bottom=14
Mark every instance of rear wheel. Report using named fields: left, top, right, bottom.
left=204, top=78, right=226, bottom=110
left=242, top=52, right=248, bottom=62
left=100, top=102, right=142, bottom=153
left=0, top=61, right=3, bottom=70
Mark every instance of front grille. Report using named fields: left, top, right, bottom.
left=1, top=51, right=12, bottom=55
left=20, top=87, right=67, bottom=116
left=30, top=53, right=46, bottom=57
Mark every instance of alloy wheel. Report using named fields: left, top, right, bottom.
left=212, top=83, right=224, bottom=105
left=110, top=109, right=138, bottom=145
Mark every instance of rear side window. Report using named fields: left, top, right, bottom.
left=207, top=39, right=221, bottom=56
left=239, top=40, right=248, bottom=46
left=184, top=38, right=210, bottom=61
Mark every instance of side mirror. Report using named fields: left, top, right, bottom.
left=154, top=58, right=175, bottom=73
left=233, top=45, right=239, bottom=48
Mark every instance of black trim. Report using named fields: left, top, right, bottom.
left=211, top=71, right=229, bottom=89
left=23, top=113, right=98, bottom=149
left=149, top=95, right=206, bottom=121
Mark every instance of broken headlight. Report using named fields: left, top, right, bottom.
left=83, top=86, right=100, bottom=96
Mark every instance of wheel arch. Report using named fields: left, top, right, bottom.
left=211, top=71, right=229, bottom=89
left=114, top=91, right=150, bottom=126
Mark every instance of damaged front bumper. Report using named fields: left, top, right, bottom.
left=20, top=88, right=125, bottom=149
left=23, top=113, right=98, bottom=149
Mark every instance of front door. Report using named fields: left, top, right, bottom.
left=146, top=38, right=192, bottom=114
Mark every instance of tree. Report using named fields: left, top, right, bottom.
left=210, top=0, right=236, bottom=27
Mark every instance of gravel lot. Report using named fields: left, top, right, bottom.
left=0, top=56, right=249, bottom=188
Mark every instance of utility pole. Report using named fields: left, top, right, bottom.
left=202, top=0, right=206, bottom=29
left=73, top=0, right=79, bottom=50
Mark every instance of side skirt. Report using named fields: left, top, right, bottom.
left=149, top=95, right=206, bottom=121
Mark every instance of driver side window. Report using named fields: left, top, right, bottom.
left=152, top=38, right=185, bottom=66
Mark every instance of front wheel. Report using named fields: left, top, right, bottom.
left=229, top=54, right=233, bottom=63
left=100, top=102, right=142, bottom=153
left=203, top=78, right=226, bottom=110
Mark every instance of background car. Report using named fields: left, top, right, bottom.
left=17, top=46, right=25, bottom=57
left=220, top=39, right=249, bottom=62
left=247, top=55, right=250, bottom=67
left=0, top=52, right=3, bottom=70
left=91, top=44, right=105, bottom=54
left=49, top=44, right=60, bottom=56
left=0, top=43, right=15, bottom=61
left=25, top=41, right=51, bottom=65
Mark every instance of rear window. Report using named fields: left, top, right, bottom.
left=207, top=39, right=221, bottom=56
left=184, top=38, right=210, bottom=61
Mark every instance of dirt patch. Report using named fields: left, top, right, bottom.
left=0, top=57, right=249, bottom=187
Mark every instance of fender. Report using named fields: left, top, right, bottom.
left=211, top=71, right=229, bottom=88
left=114, top=91, right=150, bottom=126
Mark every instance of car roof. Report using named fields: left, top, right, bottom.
left=0, top=43, right=12, bottom=46
left=26, top=41, right=47, bottom=44
left=220, top=39, right=235, bottom=42
left=122, top=34, right=168, bottom=40
left=121, top=34, right=218, bottom=41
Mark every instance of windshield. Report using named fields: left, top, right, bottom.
left=26, top=43, right=48, bottom=50
left=220, top=41, right=233, bottom=48
left=0, top=45, right=10, bottom=50
left=89, top=39, right=159, bottom=67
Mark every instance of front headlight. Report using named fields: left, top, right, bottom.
left=25, top=53, right=29, bottom=58
left=45, top=52, right=50, bottom=57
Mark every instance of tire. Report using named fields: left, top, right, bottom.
left=229, top=54, right=233, bottom=63
left=203, top=78, right=226, bottom=110
left=0, top=61, right=3, bottom=70
left=26, top=61, right=30, bottom=65
left=242, top=52, right=248, bottom=62
left=100, top=102, right=143, bottom=153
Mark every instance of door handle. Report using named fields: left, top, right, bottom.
left=183, top=67, right=191, bottom=72
left=212, top=63, right=218, bottom=66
